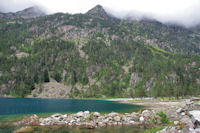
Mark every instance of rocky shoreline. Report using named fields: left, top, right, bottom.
left=14, top=110, right=152, bottom=129
left=157, top=100, right=200, bottom=133
left=13, top=99, right=200, bottom=133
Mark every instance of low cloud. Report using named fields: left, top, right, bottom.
left=0, top=0, right=36, bottom=13
left=102, top=0, right=200, bottom=27
left=0, top=0, right=200, bottom=27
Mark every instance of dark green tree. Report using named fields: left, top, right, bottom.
left=44, top=69, right=50, bottom=82
left=54, top=71, right=62, bottom=82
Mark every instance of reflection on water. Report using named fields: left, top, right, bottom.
left=0, top=125, right=145, bottom=133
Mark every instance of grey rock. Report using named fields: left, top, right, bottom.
left=189, top=110, right=200, bottom=122
left=108, top=112, right=119, bottom=117
left=174, top=121, right=179, bottom=126
left=189, top=110, right=200, bottom=128
left=181, top=112, right=186, bottom=116
left=93, top=112, right=100, bottom=117
left=176, top=108, right=184, bottom=113
left=76, top=111, right=84, bottom=117
left=181, top=115, right=194, bottom=130
left=51, top=113, right=62, bottom=118
left=114, top=116, right=121, bottom=122
left=142, top=110, right=151, bottom=117
left=139, top=116, right=144, bottom=123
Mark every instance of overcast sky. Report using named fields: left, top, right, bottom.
left=0, top=0, right=200, bottom=27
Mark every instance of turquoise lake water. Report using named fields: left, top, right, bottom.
left=0, top=98, right=141, bottom=115
left=0, top=98, right=144, bottom=133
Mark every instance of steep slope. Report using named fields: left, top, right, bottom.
left=0, top=5, right=199, bottom=98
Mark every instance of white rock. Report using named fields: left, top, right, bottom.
left=63, top=114, right=68, bottom=118
left=70, top=120, right=75, bottom=123
left=189, top=128, right=196, bottom=133
left=142, top=110, right=150, bottom=114
left=84, top=111, right=90, bottom=115
left=181, top=112, right=186, bottom=116
left=174, top=121, right=179, bottom=126
left=176, top=108, right=183, bottom=113
left=195, top=128, right=200, bottom=132
left=142, top=110, right=151, bottom=117
left=108, top=112, right=119, bottom=117
left=114, top=116, right=121, bottom=122
left=130, top=121, right=135, bottom=124
left=76, top=118, right=81, bottom=122
left=189, top=110, right=200, bottom=123
left=40, top=123, right=45, bottom=126
left=76, top=111, right=84, bottom=117
left=139, top=116, right=144, bottom=122
left=93, top=112, right=100, bottom=117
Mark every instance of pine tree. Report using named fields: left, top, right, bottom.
left=44, top=69, right=50, bottom=82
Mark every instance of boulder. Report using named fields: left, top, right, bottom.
left=97, top=121, right=106, bottom=127
left=14, top=114, right=39, bottom=126
left=129, top=121, right=135, bottom=124
left=51, top=113, right=62, bottom=118
left=83, top=111, right=90, bottom=118
left=85, top=122, right=96, bottom=129
left=114, top=116, right=121, bottom=122
left=180, top=115, right=194, bottom=132
left=76, top=111, right=84, bottom=117
left=189, top=110, right=200, bottom=122
left=195, top=128, right=200, bottom=132
left=93, top=112, right=100, bottom=117
left=176, top=108, right=184, bottom=113
left=139, top=116, right=144, bottom=123
left=189, top=110, right=200, bottom=128
left=142, top=110, right=151, bottom=117
left=181, top=112, right=186, bottom=116
left=108, top=112, right=119, bottom=117
left=84, top=111, right=90, bottom=115
left=130, top=112, right=139, bottom=121
left=174, top=121, right=179, bottom=126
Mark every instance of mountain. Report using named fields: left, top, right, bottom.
left=0, top=5, right=199, bottom=98
left=16, top=6, right=46, bottom=19
left=0, top=6, right=46, bottom=19
left=87, top=5, right=111, bottom=19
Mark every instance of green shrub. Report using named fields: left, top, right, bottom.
left=157, top=112, right=169, bottom=124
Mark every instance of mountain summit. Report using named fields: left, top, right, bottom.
left=87, top=5, right=110, bottom=19
left=16, top=6, right=46, bottom=19
left=0, top=6, right=46, bottom=19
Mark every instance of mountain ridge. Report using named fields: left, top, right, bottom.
left=0, top=6, right=46, bottom=19
left=0, top=5, right=199, bottom=98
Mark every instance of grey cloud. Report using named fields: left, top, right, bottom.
left=104, top=2, right=200, bottom=28
left=1, top=0, right=200, bottom=28
left=0, top=0, right=36, bottom=13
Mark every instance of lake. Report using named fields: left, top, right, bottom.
left=0, top=98, right=144, bottom=133
left=0, top=98, right=141, bottom=115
